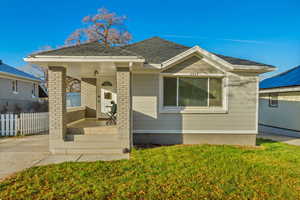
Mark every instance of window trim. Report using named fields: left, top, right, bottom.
left=32, top=83, right=37, bottom=98
left=268, top=93, right=278, bottom=108
left=159, top=74, right=228, bottom=114
left=12, top=80, right=18, bottom=94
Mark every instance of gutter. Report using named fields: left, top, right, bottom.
left=0, top=71, right=41, bottom=83
left=259, top=86, right=300, bottom=94
left=231, top=65, right=276, bottom=73
left=24, top=56, right=145, bottom=63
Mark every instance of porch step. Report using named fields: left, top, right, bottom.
left=61, top=133, right=124, bottom=154
left=66, top=134, right=119, bottom=142
left=67, top=127, right=118, bottom=135
left=62, top=141, right=122, bottom=149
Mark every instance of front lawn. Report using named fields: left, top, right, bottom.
left=1, top=139, right=300, bottom=199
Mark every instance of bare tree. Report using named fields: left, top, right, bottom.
left=65, top=8, right=132, bottom=47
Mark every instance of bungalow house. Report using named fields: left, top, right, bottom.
left=24, top=37, right=275, bottom=156
left=259, top=65, right=300, bottom=137
left=0, top=60, right=41, bottom=113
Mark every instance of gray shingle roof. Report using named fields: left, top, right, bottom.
left=0, top=61, right=40, bottom=81
left=33, top=42, right=141, bottom=57
left=123, top=37, right=190, bottom=63
left=214, top=54, right=275, bottom=67
left=31, top=37, right=275, bottom=67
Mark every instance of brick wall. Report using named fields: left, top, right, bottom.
left=117, top=68, right=132, bottom=150
left=48, top=66, right=66, bottom=151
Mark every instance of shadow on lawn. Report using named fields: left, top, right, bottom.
left=256, top=138, right=278, bottom=146
left=134, top=139, right=278, bottom=150
left=134, top=144, right=174, bottom=150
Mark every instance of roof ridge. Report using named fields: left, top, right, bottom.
left=124, top=36, right=190, bottom=49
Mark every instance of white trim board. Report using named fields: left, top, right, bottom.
left=158, top=75, right=229, bottom=114
left=24, top=56, right=145, bottom=63
left=255, top=77, right=259, bottom=132
left=260, top=86, right=300, bottom=94
left=0, top=72, right=40, bottom=83
left=133, top=130, right=257, bottom=134
left=161, top=46, right=234, bottom=71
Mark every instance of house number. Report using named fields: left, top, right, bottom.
left=190, top=72, right=200, bottom=76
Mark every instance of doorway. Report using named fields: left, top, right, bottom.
left=97, top=76, right=117, bottom=119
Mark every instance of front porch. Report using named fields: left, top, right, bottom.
left=45, top=61, right=136, bottom=156
left=67, top=118, right=118, bottom=135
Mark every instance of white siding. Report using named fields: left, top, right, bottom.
left=132, top=73, right=258, bottom=132
left=0, top=77, right=38, bottom=112
left=259, top=96, right=300, bottom=131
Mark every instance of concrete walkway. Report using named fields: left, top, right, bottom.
left=0, top=135, right=127, bottom=180
left=257, top=131, right=300, bottom=146
left=2, top=132, right=300, bottom=181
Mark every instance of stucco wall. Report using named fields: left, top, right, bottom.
left=259, top=92, right=300, bottom=131
left=81, top=78, right=96, bottom=118
left=0, top=77, right=39, bottom=112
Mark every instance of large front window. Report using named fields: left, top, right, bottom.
left=163, top=77, right=223, bottom=107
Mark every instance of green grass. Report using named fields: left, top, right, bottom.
left=1, top=139, right=300, bottom=199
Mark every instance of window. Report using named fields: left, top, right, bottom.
left=269, top=93, right=278, bottom=107
left=163, top=76, right=223, bottom=107
left=32, top=83, right=37, bottom=97
left=12, top=80, right=18, bottom=93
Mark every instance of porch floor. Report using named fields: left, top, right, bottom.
left=67, top=118, right=118, bottom=135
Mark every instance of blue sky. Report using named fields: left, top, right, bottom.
left=1, top=0, right=300, bottom=76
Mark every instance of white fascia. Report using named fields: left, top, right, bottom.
left=159, top=46, right=275, bottom=74
left=160, top=46, right=234, bottom=71
left=24, top=56, right=145, bottom=63
left=232, top=65, right=276, bottom=73
left=260, top=86, right=300, bottom=94
left=0, top=71, right=40, bottom=83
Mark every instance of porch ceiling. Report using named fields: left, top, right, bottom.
left=66, top=62, right=117, bottom=78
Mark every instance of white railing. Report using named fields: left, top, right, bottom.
left=0, top=112, right=49, bottom=136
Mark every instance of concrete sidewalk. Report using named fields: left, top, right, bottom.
left=0, top=135, right=127, bottom=180
left=257, top=131, right=300, bottom=146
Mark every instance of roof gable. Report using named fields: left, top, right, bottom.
left=162, top=55, right=225, bottom=74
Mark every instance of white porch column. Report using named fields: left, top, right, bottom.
left=116, top=67, right=132, bottom=152
left=48, top=66, right=67, bottom=153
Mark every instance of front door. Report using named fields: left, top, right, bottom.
left=97, top=76, right=117, bottom=119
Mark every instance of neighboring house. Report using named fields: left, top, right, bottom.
left=25, top=37, right=274, bottom=156
left=259, top=65, right=300, bottom=137
left=0, top=60, right=41, bottom=113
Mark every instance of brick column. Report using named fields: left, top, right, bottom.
left=116, top=67, right=132, bottom=151
left=48, top=66, right=66, bottom=152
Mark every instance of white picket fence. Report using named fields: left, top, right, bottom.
left=0, top=112, right=49, bottom=136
